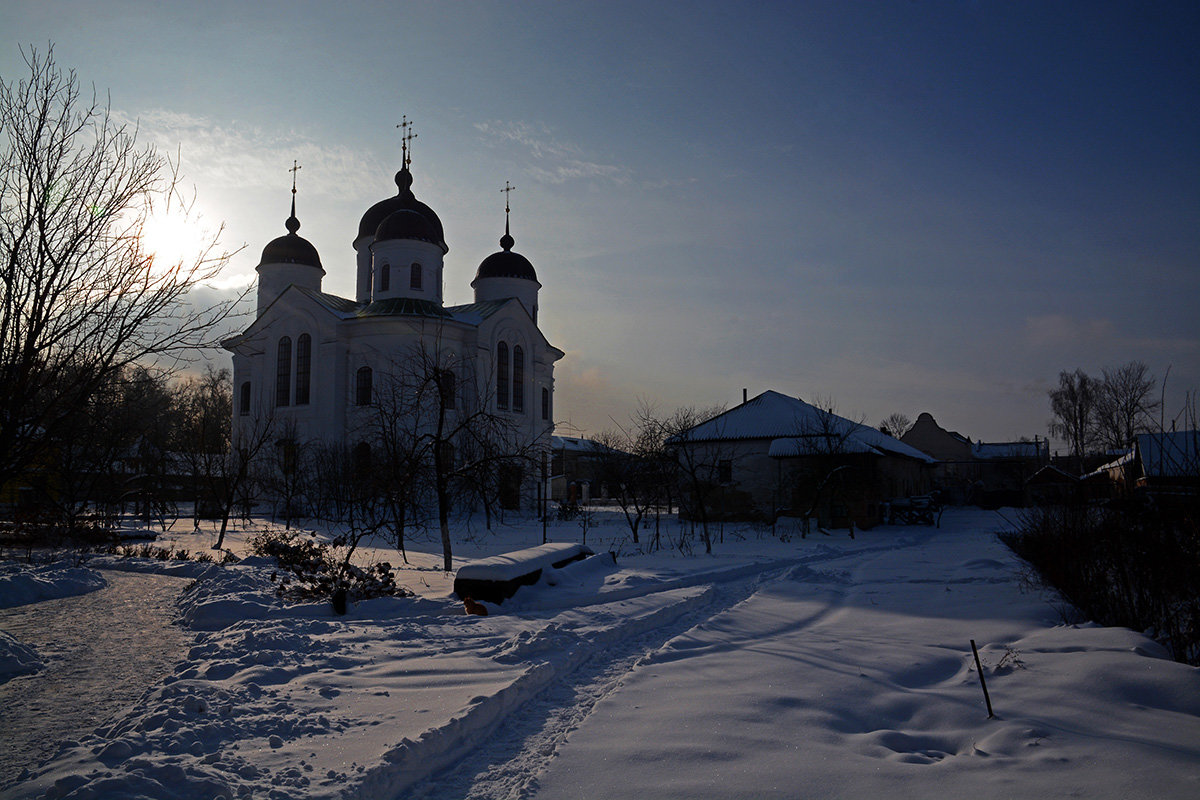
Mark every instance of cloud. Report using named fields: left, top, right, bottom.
left=1023, top=314, right=1117, bottom=348
left=110, top=109, right=385, bottom=203
left=474, top=120, right=627, bottom=185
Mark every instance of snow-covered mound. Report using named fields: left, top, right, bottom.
left=0, top=563, right=107, bottom=609
left=0, top=630, right=42, bottom=681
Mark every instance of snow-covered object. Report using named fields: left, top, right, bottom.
left=454, top=542, right=594, bottom=603
left=0, top=630, right=42, bottom=681
left=0, top=563, right=107, bottom=609
left=676, top=390, right=935, bottom=463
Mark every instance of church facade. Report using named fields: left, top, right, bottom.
left=223, top=150, right=563, bottom=510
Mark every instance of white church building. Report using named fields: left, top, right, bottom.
left=223, top=142, right=563, bottom=510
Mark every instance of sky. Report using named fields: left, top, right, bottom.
left=3, top=0, right=1198, bottom=447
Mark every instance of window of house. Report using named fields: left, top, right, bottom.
left=380, top=263, right=390, bottom=291
left=410, top=262, right=422, bottom=290
left=295, top=333, right=311, bottom=405
left=275, top=337, right=291, bottom=407
left=541, top=387, right=550, bottom=421
left=496, top=342, right=509, bottom=410
left=239, top=381, right=251, bottom=416
left=718, top=459, right=733, bottom=485
left=356, top=366, right=373, bottom=406
left=512, top=346, right=525, bottom=413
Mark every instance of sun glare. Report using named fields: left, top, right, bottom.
left=142, top=205, right=218, bottom=270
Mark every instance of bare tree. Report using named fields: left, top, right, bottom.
left=662, top=404, right=729, bottom=555
left=1048, top=369, right=1100, bottom=470
left=0, top=46, right=240, bottom=495
left=367, top=337, right=546, bottom=572
left=173, top=366, right=273, bottom=549
left=879, top=412, right=913, bottom=439
left=1095, top=361, right=1160, bottom=451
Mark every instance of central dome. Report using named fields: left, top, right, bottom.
left=357, top=167, right=447, bottom=252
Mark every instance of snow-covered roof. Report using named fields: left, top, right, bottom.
left=1135, top=430, right=1200, bottom=479
left=551, top=436, right=611, bottom=455
left=676, top=391, right=935, bottom=463
left=971, top=441, right=1044, bottom=460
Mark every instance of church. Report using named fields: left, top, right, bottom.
left=223, top=130, right=563, bottom=510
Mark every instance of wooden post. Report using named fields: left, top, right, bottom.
left=971, top=639, right=994, bottom=718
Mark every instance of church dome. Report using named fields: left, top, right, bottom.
left=357, top=167, right=446, bottom=251
left=375, top=208, right=439, bottom=244
left=258, top=214, right=322, bottom=269
left=474, top=231, right=538, bottom=283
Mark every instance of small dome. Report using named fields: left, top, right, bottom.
left=258, top=214, right=322, bottom=269
left=356, top=167, right=446, bottom=251
left=375, top=208, right=438, bottom=244
left=474, top=231, right=538, bottom=283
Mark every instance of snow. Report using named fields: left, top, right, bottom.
left=0, top=563, right=107, bottom=609
left=454, top=542, right=592, bottom=583
left=1, top=508, right=1198, bottom=799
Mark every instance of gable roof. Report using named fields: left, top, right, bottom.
left=674, top=390, right=934, bottom=463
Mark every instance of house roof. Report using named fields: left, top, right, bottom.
left=971, top=441, right=1044, bottom=460
left=674, top=390, right=935, bottom=464
left=1135, top=430, right=1200, bottom=479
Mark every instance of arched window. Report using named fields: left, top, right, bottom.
left=380, top=263, right=390, bottom=291
left=496, top=342, right=509, bottom=410
left=438, top=368, right=456, bottom=410
left=239, top=381, right=251, bottom=416
left=512, top=346, right=525, bottom=413
left=295, top=334, right=311, bottom=405
left=276, top=337, right=291, bottom=407
left=353, top=441, right=371, bottom=479
left=356, top=366, right=373, bottom=406
left=410, top=262, right=423, bottom=290
left=541, top=387, right=550, bottom=421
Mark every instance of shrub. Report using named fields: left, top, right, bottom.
left=247, top=528, right=409, bottom=604
left=1002, top=501, right=1199, bottom=665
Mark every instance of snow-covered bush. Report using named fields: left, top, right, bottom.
left=247, top=528, right=409, bottom=604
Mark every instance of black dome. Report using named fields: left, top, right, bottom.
left=375, top=209, right=438, bottom=244
left=258, top=214, right=322, bottom=269
left=474, top=232, right=538, bottom=283
left=356, top=167, right=446, bottom=252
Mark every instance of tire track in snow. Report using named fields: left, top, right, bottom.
left=402, top=566, right=787, bottom=800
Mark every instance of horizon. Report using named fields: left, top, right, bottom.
left=3, top=1, right=1197, bottom=451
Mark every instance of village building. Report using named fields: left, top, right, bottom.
left=223, top=133, right=563, bottom=511
left=670, top=391, right=935, bottom=528
left=1086, top=430, right=1200, bottom=509
left=900, top=412, right=1048, bottom=506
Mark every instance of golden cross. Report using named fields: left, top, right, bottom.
left=396, top=115, right=417, bottom=167
left=289, top=160, right=301, bottom=194
left=502, top=180, right=516, bottom=214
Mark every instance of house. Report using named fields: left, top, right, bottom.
left=669, top=391, right=934, bottom=528
left=900, top=412, right=1048, bottom=506
left=1087, top=430, right=1199, bottom=507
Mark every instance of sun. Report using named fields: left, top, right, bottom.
left=141, top=203, right=219, bottom=270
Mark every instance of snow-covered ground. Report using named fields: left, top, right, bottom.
left=1, top=508, right=1198, bottom=799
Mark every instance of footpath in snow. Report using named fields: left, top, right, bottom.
left=1, top=508, right=1198, bottom=799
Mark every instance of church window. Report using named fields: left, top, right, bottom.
left=512, top=346, right=525, bottom=413
left=541, top=387, right=550, bottom=421
left=353, top=441, right=371, bottom=479
left=496, top=342, right=509, bottom=410
left=275, top=337, right=291, bottom=407
left=295, top=334, right=311, bottom=405
left=438, top=368, right=456, bottom=410
left=239, top=382, right=251, bottom=416
left=380, top=263, right=390, bottom=291
left=410, top=262, right=423, bottom=290
left=356, top=366, right=373, bottom=406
